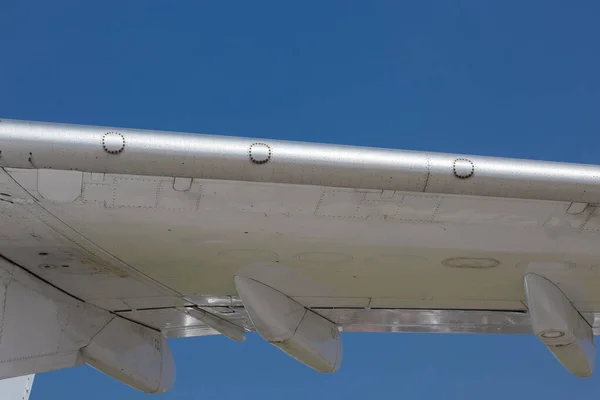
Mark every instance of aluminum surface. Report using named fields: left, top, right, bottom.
left=2, top=119, right=600, bottom=333
left=211, top=307, right=600, bottom=336
left=0, top=375, right=35, bottom=400
left=5, top=165, right=600, bottom=310
left=4, top=117, right=600, bottom=386
left=322, top=308, right=531, bottom=334
left=121, top=305, right=600, bottom=336
left=0, top=168, right=186, bottom=310
left=1, top=118, right=600, bottom=203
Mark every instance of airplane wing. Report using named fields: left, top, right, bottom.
left=0, top=118, right=599, bottom=392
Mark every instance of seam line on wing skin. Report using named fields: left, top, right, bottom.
left=422, top=154, right=431, bottom=192
left=0, top=253, right=87, bottom=303
left=578, top=206, right=598, bottom=232
left=267, top=308, right=307, bottom=344
left=110, top=313, right=162, bottom=333
left=1, top=169, right=185, bottom=299
left=0, top=273, right=8, bottom=344
left=82, top=315, right=117, bottom=348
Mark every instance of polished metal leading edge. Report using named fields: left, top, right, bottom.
left=1, top=118, right=600, bottom=203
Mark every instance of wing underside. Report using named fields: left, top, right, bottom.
left=1, top=118, right=600, bottom=388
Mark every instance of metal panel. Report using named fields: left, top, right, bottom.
left=0, top=168, right=188, bottom=311
left=292, top=297, right=370, bottom=308
left=118, top=308, right=203, bottom=330
left=109, top=304, right=600, bottom=339
left=319, top=309, right=532, bottom=334
left=9, top=165, right=600, bottom=309
left=117, top=308, right=222, bottom=339
left=369, top=299, right=526, bottom=310
left=119, top=306, right=600, bottom=337
left=2, top=118, right=600, bottom=203
left=37, top=170, right=83, bottom=203
left=434, top=196, right=563, bottom=227
left=0, top=375, right=35, bottom=400
left=123, top=296, right=193, bottom=309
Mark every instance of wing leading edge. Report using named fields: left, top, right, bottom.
left=1, top=118, right=600, bottom=203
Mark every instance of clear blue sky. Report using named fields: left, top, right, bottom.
left=1, top=1, right=600, bottom=399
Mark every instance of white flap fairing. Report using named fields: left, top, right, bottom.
left=524, top=273, right=595, bottom=377
left=234, top=276, right=342, bottom=373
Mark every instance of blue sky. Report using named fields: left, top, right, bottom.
left=1, top=1, right=600, bottom=399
